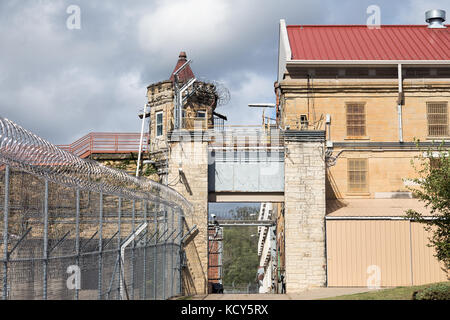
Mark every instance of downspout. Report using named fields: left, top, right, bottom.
left=397, top=64, right=404, bottom=143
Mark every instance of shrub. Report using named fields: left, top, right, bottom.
left=413, top=282, right=450, bottom=300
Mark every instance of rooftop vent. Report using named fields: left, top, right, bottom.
left=425, top=9, right=446, bottom=28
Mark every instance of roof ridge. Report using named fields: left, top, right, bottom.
left=287, top=24, right=433, bottom=28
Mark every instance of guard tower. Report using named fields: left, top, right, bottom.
left=145, top=52, right=227, bottom=183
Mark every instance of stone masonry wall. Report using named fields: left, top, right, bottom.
left=167, top=139, right=209, bottom=294
left=284, top=140, right=327, bottom=292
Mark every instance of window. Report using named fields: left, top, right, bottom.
left=347, top=159, right=368, bottom=193
left=300, top=114, right=308, bottom=130
left=346, top=103, right=366, bottom=137
left=197, top=110, right=206, bottom=118
left=156, top=111, right=163, bottom=136
left=427, top=102, right=448, bottom=136
left=430, top=158, right=441, bottom=171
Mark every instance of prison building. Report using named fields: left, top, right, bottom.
left=275, top=11, right=449, bottom=289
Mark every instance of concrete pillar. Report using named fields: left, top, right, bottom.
left=168, top=135, right=208, bottom=294
left=284, top=137, right=327, bottom=292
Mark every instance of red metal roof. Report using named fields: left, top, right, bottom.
left=170, top=51, right=195, bottom=82
left=286, top=25, right=450, bottom=61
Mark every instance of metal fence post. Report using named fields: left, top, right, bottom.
left=2, top=165, right=10, bottom=300
left=162, top=208, right=167, bottom=300
left=142, top=200, right=147, bottom=299
left=43, top=179, right=49, bottom=300
left=177, top=208, right=184, bottom=296
left=98, top=191, right=103, bottom=300
left=131, top=200, right=135, bottom=300
left=153, top=203, right=158, bottom=300
left=75, top=189, right=80, bottom=300
left=117, top=197, right=121, bottom=300
left=171, top=206, right=175, bottom=298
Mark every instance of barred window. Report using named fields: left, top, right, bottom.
left=430, top=158, right=441, bottom=171
left=346, top=103, right=366, bottom=136
left=156, top=111, right=163, bottom=137
left=427, top=102, right=448, bottom=136
left=347, top=159, right=368, bottom=192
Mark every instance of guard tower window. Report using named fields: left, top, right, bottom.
left=427, top=102, right=448, bottom=137
left=197, top=110, right=206, bottom=118
left=156, top=111, right=163, bottom=137
left=347, top=158, right=368, bottom=193
left=346, top=103, right=366, bottom=137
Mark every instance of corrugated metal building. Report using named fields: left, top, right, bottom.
left=326, top=199, right=447, bottom=286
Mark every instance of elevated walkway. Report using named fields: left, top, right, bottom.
left=58, top=132, right=148, bottom=158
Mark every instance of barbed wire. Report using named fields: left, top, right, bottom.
left=193, top=78, right=231, bottom=108
left=0, top=116, right=193, bottom=216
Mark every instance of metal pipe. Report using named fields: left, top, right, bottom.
left=130, top=200, right=135, bottom=300
left=43, top=179, right=49, bottom=300
left=398, top=63, right=404, bottom=143
left=153, top=204, right=158, bottom=300
left=117, top=197, right=122, bottom=299
left=2, top=165, right=9, bottom=300
left=142, top=201, right=148, bottom=299
left=177, top=209, right=184, bottom=296
left=171, top=207, right=175, bottom=298
left=120, top=222, right=147, bottom=300
left=162, top=209, right=167, bottom=300
left=98, top=191, right=103, bottom=300
left=75, top=189, right=80, bottom=300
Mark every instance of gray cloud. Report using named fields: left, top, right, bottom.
left=0, top=0, right=448, bottom=144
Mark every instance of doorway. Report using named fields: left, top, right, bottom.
left=207, top=202, right=285, bottom=294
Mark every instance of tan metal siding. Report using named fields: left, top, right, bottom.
left=326, top=220, right=448, bottom=287
left=410, top=222, right=448, bottom=285
left=326, top=220, right=412, bottom=287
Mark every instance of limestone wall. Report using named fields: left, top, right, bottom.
left=167, top=138, right=209, bottom=294
left=284, top=140, right=327, bottom=292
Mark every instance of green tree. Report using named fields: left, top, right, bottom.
left=222, top=226, right=259, bottom=286
left=219, top=206, right=260, bottom=286
left=406, top=141, right=450, bottom=275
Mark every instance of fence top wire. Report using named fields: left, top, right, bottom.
left=0, top=116, right=193, bottom=215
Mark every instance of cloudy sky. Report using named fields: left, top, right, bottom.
left=0, top=0, right=448, bottom=144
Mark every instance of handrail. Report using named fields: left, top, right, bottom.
left=58, top=132, right=149, bottom=158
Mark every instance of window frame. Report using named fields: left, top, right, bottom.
left=197, top=110, right=207, bottom=118
left=347, top=158, right=369, bottom=193
left=345, top=102, right=367, bottom=138
left=426, top=101, right=448, bottom=137
left=300, top=114, right=309, bottom=130
left=155, top=111, right=163, bottom=137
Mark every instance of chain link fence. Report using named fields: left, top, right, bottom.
left=0, top=117, right=193, bottom=300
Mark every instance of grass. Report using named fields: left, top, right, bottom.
left=321, top=282, right=450, bottom=300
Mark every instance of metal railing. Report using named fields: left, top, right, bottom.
left=0, top=117, right=192, bottom=300
left=58, top=133, right=149, bottom=158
